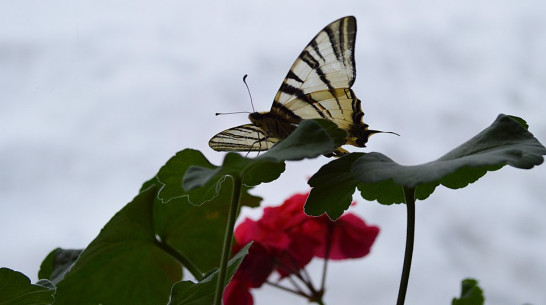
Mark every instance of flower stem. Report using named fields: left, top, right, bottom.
left=300, top=267, right=317, bottom=293
left=286, top=274, right=307, bottom=295
left=320, top=224, right=333, bottom=292
left=213, top=175, right=242, bottom=305
left=266, top=280, right=309, bottom=298
left=397, top=186, right=416, bottom=305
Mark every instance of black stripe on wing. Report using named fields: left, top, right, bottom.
left=277, top=83, right=328, bottom=119
left=286, top=70, right=304, bottom=84
left=300, top=50, right=335, bottom=93
left=324, top=24, right=342, bottom=63
left=271, top=101, right=305, bottom=122
left=351, top=96, right=364, bottom=124
left=337, top=16, right=357, bottom=87
left=310, top=39, right=326, bottom=62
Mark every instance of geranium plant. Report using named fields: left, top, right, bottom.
left=0, top=115, right=544, bottom=305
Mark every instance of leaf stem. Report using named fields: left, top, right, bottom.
left=154, top=236, right=204, bottom=281
left=213, top=175, right=242, bottom=305
left=397, top=186, right=416, bottom=305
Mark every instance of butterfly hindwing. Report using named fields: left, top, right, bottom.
left=281, top=88, right=359, bottom=129
left=208, top=124, right=278, bottom=152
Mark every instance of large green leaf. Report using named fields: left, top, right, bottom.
left=51, top=175, right=260, bottom=305
left=153, top=177, right=260, bottom=275
left=183, top=119, right=347, bottom=205
left=306, top=114, right=546, bottom=218
left=167, top=243, right=252, bottom=305
left=452, top=278, right=485, bottom=305
left=0, top=268, right=55, bottom=305
left=53, top=185, right=182, bottom=305
left=45, top=146, right=263, bottom=305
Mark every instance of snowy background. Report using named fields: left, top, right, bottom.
left=1, top=1, right=545, bottom=304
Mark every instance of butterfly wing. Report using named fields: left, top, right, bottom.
left=208, top=124, right=279, bottom=152
left=272, top=16, right=356, bottom=107
left=269, top=16, right=374, bottom=150
left=283, top=88, right=359, bottom=129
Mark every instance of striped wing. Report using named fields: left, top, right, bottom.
left=268, top=16, right=374, bottom=150
left=284, top=88, right=361, bottom=129
left=273, top=16, right=356, bottom=107
left=208, top=124, right=279, bottom=152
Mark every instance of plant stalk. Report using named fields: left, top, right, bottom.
left=213, top=175, right=242, bottom=305
left=154, top=237, right=204, bottom=281
left=320, top=224, right=333, bottom=292
left=397, top=186, right=416, bottom=305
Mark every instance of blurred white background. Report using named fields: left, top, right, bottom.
left=1, top=1, right=545, bottom=304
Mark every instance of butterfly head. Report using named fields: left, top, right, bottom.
left=248, top=112, right=266, bottom=130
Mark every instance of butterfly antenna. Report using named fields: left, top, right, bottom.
left=215, top=111, right=250, bottom=116
left=243, top=74, right=256, bottom=113
left=214, top=75, right=256, bottom=116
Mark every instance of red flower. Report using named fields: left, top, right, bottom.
left=232, top=242, right=274, bottom=288
left=224, top=192, right=380, bottom=305
left=312, top=213, right=380, bottom=260
left=223, top=279, right=253, bottom=305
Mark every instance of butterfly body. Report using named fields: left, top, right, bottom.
left=248, top=111, right=298, bottom=142
left=209, top=16, right=384, bottom=156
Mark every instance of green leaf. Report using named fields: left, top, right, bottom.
left=156, top=149, right=219, bottom=205
left=353, top=114, right=546, bottom=203
left=0, top=268, right=55, bottom=305
left=153, top=177, right=260, bottom=275
left=52, top=175, right=260, bottom=305
left=167, top=242, right=252, bottom=305
left=184, top=119, right=346, bottom=205
left=53, top=185, right=182, bottom=305
left=157, top=149, right=263, bottom=207
left=262, top=119, right=347, bottom=160
left=452, top=278, right=485, bottom=305
left=306, top=114, right=546, bottom=216
left=38, top=248, right=82, bottom=284
left=305, top=153, right=365, bottom=219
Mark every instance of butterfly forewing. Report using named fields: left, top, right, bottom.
left=273, top=16, right=356, bottom=105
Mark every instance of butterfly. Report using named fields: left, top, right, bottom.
left=209, top=16, right=387, bottom=157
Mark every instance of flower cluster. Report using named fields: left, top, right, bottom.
left=224, top=193, right=380, bottom=304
